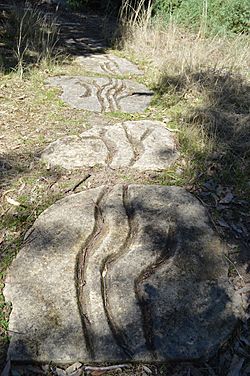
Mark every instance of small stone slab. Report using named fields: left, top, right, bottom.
left=76, top=54, right=143, bottom=76
left=4, top=185, right=241, bottom=364
left=41, top=120, right=178, bottom=171
left=47, top=76, right=153, bottom=113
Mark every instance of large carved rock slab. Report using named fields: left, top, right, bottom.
left=41, top=120, right=178, bottom=171
left=76, top=54, right=143, bottom=76
left=4, top=185, right=241, bottom=364
left=47, top=76, right=153, bottom=113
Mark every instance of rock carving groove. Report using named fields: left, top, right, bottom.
left=47, top=76, right=153, bottom=113
left=4, top=185, right=242, bottom=363
left=76, top=54, right=144, bottom=76
left=41, top=120, right=179, bottom=171
left=76, top=187, right=109, bottom=359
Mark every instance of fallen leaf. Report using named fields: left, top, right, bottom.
left=218, top=219, right=230, bottom=228
left=142, top=366, right=153, bottom=375
left=6, top=196, right=21, bottom=206
left=220, top=192, right=234, bottom=204
left=66, top=362, right=82, bottom=374
left=18, top=183, right=26, bottom=194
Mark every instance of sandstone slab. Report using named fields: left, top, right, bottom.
left=41, top=120, right=178, bottom=171
left=4, top=185, right=241, bottom=364
left=76, top=54, right=143, bottom=76
left=47, top=76, right=153, bottom=113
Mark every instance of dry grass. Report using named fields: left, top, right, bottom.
left=0, top=1, right=60, bottom=76
left=120, top=18, right=250, bottom=77
left=117, top=16, right=250, bottom=197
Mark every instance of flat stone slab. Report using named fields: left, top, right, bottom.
left=76, top=54, right=143, bottom=76
left=47, top=76, right=153, bottom=113
left=41, top=120, right=178, bottom=171
left=4, top=185, right=241, bottom=364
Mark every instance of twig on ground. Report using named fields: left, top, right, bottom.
left=65, top=173, right=91, bottom=193
left=165, top=127, right=181, bottom=133
left=224, top=255, right=245, bottom=282
left=84, top=364, right=130, bottom=372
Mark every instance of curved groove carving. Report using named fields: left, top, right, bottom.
left=76, top=187, right=108, bottom=358
left=100, top=186, right=135, bottom=358
left=4, top=184, right=240, bottom=363
left=47, top=76, right=153, bottom=113
left=41, top=121, right=179, bottom=171
left=76, top=54, right=143, bottom=76
left=134, top=226, right=177, bottom=358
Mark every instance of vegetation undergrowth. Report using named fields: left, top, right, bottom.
left=118, top=7, right=250, bottom=198
left=153, top=0, right=250, bottom=36
left=0, top=2, right=91, bottom=360
left=0, top=1, right=59, bottom=77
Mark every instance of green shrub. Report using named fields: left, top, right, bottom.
left=153, top=0, right=250, bottom=35
left=67, top=0, right=89, bottom=10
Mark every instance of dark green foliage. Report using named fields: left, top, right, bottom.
left=67, top=0, right=122, bottom=12
left=67, top=0, right=92, bottom=10
left=66, top=0, right=150, bottom=15
left=152, top=0, right=250, bottom=35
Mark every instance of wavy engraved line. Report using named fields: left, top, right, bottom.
left=122, top=125, right=154, bottom=167
left=100, top=62, right=114, bottom=75
left=79, top=133, right=113, bottom=165
left=78, top=82, right=92, bottom=98
left=100, top=60, right=119, bottom=75
left=112, top=80, right=126, bottom=111
left=100, top=185, right=135, bottom=358
left=134, top=225, right=177, bottom=358
left=121, top=124, right=139, bottom=165
left=75, top=187, right=108, bottom=359
left=141, top=127, right=153, bottom=143
left=132, top=127, right=154, bottom=165
left=104, top=79, right=124, bottom=112
left=106, top=55, right=121, bottom=73
left=92, top=79, right=120, bottom=112
left=92, top=79, right=113, bottom=112
left=100, top=129, right=117, bottom=166
left=104, top=79, right=119, bottom=111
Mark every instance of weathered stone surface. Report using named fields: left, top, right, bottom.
left=47, top=76, right=153, bottom=113
left=41, top=120, right=178, bottom=171
left=4, top=185, right=241, bottom=364
left=76, top=54, right=143, bottom=76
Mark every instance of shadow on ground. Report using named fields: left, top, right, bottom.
left=0, top=1, right=118, bottom=73
left=155, top=69, right=250, bottom=189
left=154, top=68, right=250, bottom=274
